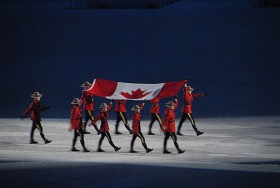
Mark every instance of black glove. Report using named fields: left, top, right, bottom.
left=204, top=93, right=208, bottom=96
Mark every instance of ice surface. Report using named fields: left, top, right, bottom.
left=0, top=117, right=280, bottom=187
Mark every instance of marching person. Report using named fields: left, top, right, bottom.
left=69, top=98, right=90, bottom=152
left=147, top=97, right=165, bottom=135
left=21, top=91, right=52, bottom=144
left=130, top=102, right=153, bottom=153
left=177, top=83, right=206, bottom=136
left=80, top=81, right=100, bottom=134
left=114, top=99, right=133, bottom=134
left=163, top=99, right=185, bottom=154
left=93, top=101, right=121, bottom=152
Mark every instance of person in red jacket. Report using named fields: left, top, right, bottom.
left=21, top=92, right=52, bottom=144
left=80, top=81, right=100, bottom=134
left=130, top=102, right=153, bottom=153
left=93, top=101, right=121, bottom=152
left=163, top=99, right=184, bottom=154
left=147, top=98, right=165, bottom=135
left=114, top=99, right=132, bottom=134
left=69, top=98, right=90, bottom=152
left=177, top=83, right=206, bottom=136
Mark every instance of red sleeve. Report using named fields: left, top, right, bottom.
left=140, top=103, right=145, bottom=110
left=22, top=101, right=35, bottom=117
left=107, top=102, right=112, bottom=111
left=174, top=99, right=178, bottom=110
left=193, top=93, right=205, bottom=99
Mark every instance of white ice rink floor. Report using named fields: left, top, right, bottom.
left=1, top=117, right=280, bottom=187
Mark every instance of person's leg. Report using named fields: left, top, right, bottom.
left=120, top=112, right=132, bottom=134
left=105, top=132, right=121, bottom=151
left=170, top=132, right=185, bottom=154
left=130, top=133, right=138, bottom=153
left=177, top=113, right=187, bottom=135
left=115, top=113, right=122, bottom=134
left=30, top=121, right=37, bottom=144
left=163, top=132, right=171, bottom=153
left=148, top=114, right=156, bottom=135
left=187, top=113, right=204, bottom=136
left=83, top=111, right=90, bottom=134
left=71, top=130, right=79, bottom=151
left=78, top=130, right=89, bottom=152
left=89, top=111, right=100, bottom=134
left=138, top=132, right=153, bottom=153
left=36, top=122, right=51, bottom=144
left=97, top=132, right=106, bottom=152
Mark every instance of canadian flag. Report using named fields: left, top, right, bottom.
left=84, top=78, right=187, bottom=100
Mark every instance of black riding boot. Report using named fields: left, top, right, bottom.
left=92, top=124, right=101, bottom=134
left=163, top=136, right=170, bottom=154
left=192, top=124, right=204, bottom=136
left=174, top=142, right=185, bottom=154
left=80, top=139, right=89, bottom=152
left=177, top=123, right=183, bottom=135
left=109, top=141, right=121, bottom=152
left=143, top=143, right=153, bottom=153
left=40, top=133, right=51, bottom=144
left=71, top=137, right=79, bottom=151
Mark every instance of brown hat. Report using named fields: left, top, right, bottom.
left=165, top=101, right=175, bottom=107
left=31, top=91, right=43, bottom=98
left=99, top=103, right=108, bottom=109
left=71, top=98, right=80, bottom=105
left=81, top=81, right=91, bottom=88
left=131, top=105, right=140, bottom=111
left=187, top=86, right=194, bottom=91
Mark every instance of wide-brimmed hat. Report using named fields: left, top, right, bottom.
left=165, top=101, right=175, bottom=107
left=131, top=105, right=140, bottom=111
left=187, top=86, right=194, bottom=91
left=31, top=91, right=43, bottom=98
left=71, top=98, right=80, bottom=104
left=99, top=103, right=107, bottom=109
left=81, top=81, right=91, bottom=88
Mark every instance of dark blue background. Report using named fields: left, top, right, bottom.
left=1, top=0, right=280, bottom=119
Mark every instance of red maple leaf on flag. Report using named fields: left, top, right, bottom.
left=120, top=88, right=152, bottom=99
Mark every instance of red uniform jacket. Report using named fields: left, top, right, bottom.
left=22, top=99, right=42, bottom=122
left=114, top=100, right=126, bottom=112
left=181, top=87, right=204, bottom=113
left=70, top=106, right=83, bottom=130
left=132, top=103, right=144, bottom=133
left=80, top=91, right=94, bottom=111
left=149, top=98, right=160, bottom=114
left=163, top=99, right=178, bottom=133
left=93, top=103, right=112, bottom=132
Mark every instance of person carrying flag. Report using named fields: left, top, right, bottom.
left=114, top=99, right=133, bottom=134
left=147, top=97, right=165, bottom=135
left=93, top=101, right=121, bottom=152
left=80, top=81, right=100, bottom=134
left=177, top=83, right=206, bottom=136
left=130, top=102, right=153, bottom=153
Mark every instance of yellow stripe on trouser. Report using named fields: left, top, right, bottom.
left=187, top=113, right=195, bottom=125
left=105, top=132, right=112, bottom=142
left=120, top=112, right=127, bottom=124
left=137, top=133, right=145, bottom=144
left=155, top=113, right=162, bottom=125
left=88, top=110, right=95, bottom=121
left=171, top=133, right=177, bottom=143
left=36, top=124, right=42, bottom=133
